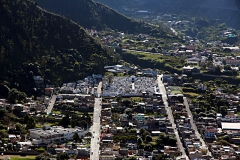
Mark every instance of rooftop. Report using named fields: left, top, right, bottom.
left=222, top=122, right=240, bottom=130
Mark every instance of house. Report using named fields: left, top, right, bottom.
left=225, top=56, right=240, bottom=66
left=77, top=147, right=90, bottom=158
left=104, top=65, right=130, bottom=73
left=100, top=155, right=115, bottom=160
left=119, top=114, right=129, bottom=126
left=135, top=113, right=145, bottom=123
left=119, top=148, right=128, bottom=156
left=189, top=150, right=202, bottom=160
left=145, top=104, right=153, bottom=112
left=204, top=127, right=217, bottom=139
left=198, top=83, right=207, bottom=91
left=187, top=57, right=201, bottom=65
left=101, top=108, right=112, bottom=117
left=141, top=68, right=158, bottom=77
left=162, top=74, right=173, bottom=83
left=182, top=66, right=200, bottom=74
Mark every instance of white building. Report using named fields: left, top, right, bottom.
left=29, top=126, right=85, bottom=144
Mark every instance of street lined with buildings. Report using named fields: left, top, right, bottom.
left=158, top=74, right=189, bottom=160
left=90, top=82, right=102, bottom=160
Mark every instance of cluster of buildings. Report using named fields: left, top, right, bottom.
left=98, top=93, right=181, bottom=160
left=0, top=98, right=46, bottom=117
left=167, top=95, right=212, bottom=159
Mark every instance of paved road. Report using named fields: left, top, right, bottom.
left=183, top=97, right=212, bottom=157
left=90, top=82, right=102, bottom=160
left=157, top=75, right=189, bottom=160
left=46, top=95, right=57, bottom=114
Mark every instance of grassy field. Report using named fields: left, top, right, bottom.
left=124, top=50, right=185, bottom=73
left=0, top=155, right=36, bottom=160
left=168, top=86, right=183, bottom=95
left=183, top=92, right=200, bottom=98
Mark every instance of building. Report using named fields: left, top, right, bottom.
left=225, top=57, right=240, bottom=66
left=100, top=155, right=115, bottom=160
left=29, top=126, right=85, bottom=144
left=141, top=68, right=158, bottom=77
left=204, top=128, right=217, bottom=139
left=182, top=66, right=200, bottom=74
left=221, top=122, right=240, bottom=131
left=104, top=65, right=130, bottom=73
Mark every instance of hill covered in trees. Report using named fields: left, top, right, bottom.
left=35, top=0, right=171, bottom=36
left=0, top=0, right=118, bottom=96
left=97, top=0, right=240, bottom=29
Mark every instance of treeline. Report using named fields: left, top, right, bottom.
left=35, top=0, right=171, bottom=36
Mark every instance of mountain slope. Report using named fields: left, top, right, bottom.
left=97, top=0, right=240, bottom=29
left=35, top=0, right=171, bottom=36
left=0, top=0, right=117, bottom=95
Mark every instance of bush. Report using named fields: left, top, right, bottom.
left=35, top=147, right=46, bottom=152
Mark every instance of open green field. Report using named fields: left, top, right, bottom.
left=168, top=86, right=183, bottom=95
left=123, top=50, right=185, bottom=74
left=0, top=155, right=36, bottom=160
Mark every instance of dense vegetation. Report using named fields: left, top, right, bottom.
left=0, top=0, right=118, bottom=96
left=35, top=0, right=172, bottom=36
left=122, top=51, right=185, bottom=74
left=97, top=0, right=240, bottom=29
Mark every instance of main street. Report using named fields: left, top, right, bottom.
left=90, top=82, right=102, bottom=160
left=183, top=97, right=212, bottom=157
left=157, top=75, right=189, bottom=160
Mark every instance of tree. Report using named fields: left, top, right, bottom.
left=57, top=152, right=69, bottom=160
left=123, top=100, right=132, bottom=108
left=156, top=133, right=176, bottom=147
left=26, top=116, right=36, bottom=129
left=73, top=132, right=82, bottom=142
left=23, top=114, right=30, bottom=123
left=106, top=73, right=114, bottom=84
left=137, top=137, right=143, bottom=146
left=36, top=153, right=53, bottom=160
left=144, top=144, right=153, bottom=152
left=145, top=135, right=153, bottom=143
left=85, top=131, right=92, bottom=137
left=7, top=143, right=13, bottom=151
left=127, top=156, right=137, bottom=160
left=124, top=107, right=132, bottom=114
left=80, top=120, right=88, bottom=130
left=8, top=88, right=27, bottom=104
left=59, top=115, right=71, bottom=127
left=139, top=128, right=146, bottom=137
left=0, top=84, right=10, bottom=97
left=139, top=128, right=150, bottom=141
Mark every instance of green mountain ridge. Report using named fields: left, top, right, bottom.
left=35, top=0, right=171, bottom=37
left=97, top=0, right=240, bottom=29
left=0, top=0, right=117, bottom=96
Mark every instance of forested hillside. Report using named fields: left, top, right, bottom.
left=97, top=0, right=240, bottom=29
left=0, top=0, right=118, bottom=96
left=35, top=0, right=171, bottom=36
